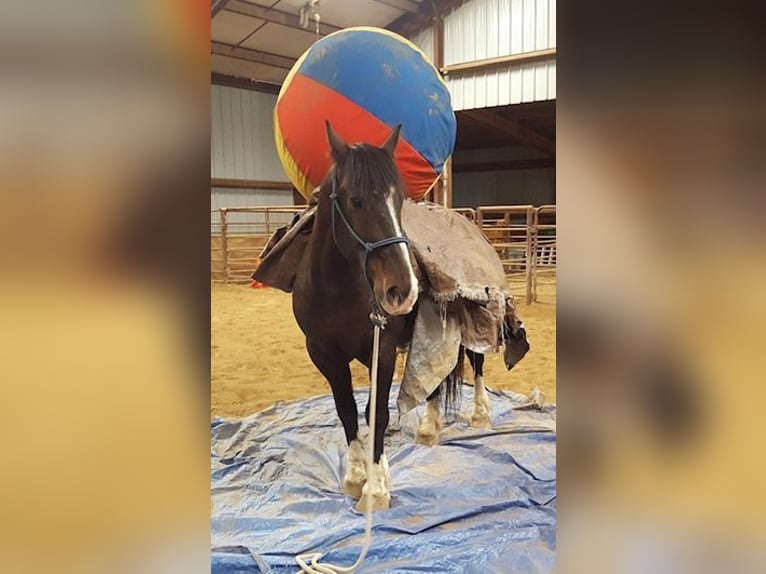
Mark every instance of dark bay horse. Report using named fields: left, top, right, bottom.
left=290, top=122, right=530, bottom=510
left=291, top=122, right=420, bottom=511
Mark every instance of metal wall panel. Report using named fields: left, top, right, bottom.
left=444, top=0, right=555, bottom=64
left=453, top=168, right=555, bottom=207
left=211, top=187, right=295, bottom=233
left=211, top=84, right=287, bottom=181
left=410, top=26, right=434, bottom=62
left=442, top=0, right=556, bottom=110
left=211, top=187, right=293, bottom=211
left=452, top=145, right=554, bottom=207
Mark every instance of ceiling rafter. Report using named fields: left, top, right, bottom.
left=371, top=0, right=421, bottom=13
left=387, top=0, right=466, bottom=38
left=224, top=0, right=342, bottom=36
left=211, top=72, right=281, bottom=95
left=212, top=41, right=295, bottom=70
left=211, top=0, right=233, bottom=18
left=461, top=109, right=556, bottom=156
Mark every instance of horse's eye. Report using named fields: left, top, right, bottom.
left=350, top=197, right=363, bottom=209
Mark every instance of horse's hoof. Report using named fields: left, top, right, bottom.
left=355, top=491, right=391, bottom=512
left=343, top=462, right=367, bottom=499
left=354, top=457, right=391, bottom=511
left=415, top=426, right=440, bottom=446
left=471, top=413, right=492, bottom=429
left=343, top=478, right=365, bottom=499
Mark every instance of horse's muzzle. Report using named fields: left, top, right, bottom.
left=379, top=279, right=418, bottom=316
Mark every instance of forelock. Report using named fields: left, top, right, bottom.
left=340, top=144, right=402, bottom=196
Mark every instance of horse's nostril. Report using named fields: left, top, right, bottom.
left=386, top=286, right=402, bottom=304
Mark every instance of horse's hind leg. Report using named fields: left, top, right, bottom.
left=416, top=386, right=443, bottom=446
left=306, top=339, right=366, bottom=499
left=467, top=350, right=492, bottom=429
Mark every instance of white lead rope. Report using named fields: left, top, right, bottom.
left=296, top=322, right=383, bottom=574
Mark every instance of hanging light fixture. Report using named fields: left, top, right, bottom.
left=299, top=0, right=322, bottom=35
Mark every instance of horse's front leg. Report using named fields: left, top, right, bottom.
left=306, top=339, right=366, bottom=499
left=358, top=343, right=396, bottom=511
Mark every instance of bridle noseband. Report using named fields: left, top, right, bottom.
left=328, top=173, right=410, bottom=324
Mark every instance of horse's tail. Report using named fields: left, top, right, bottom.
left=442, top=346, right=465, bottom=415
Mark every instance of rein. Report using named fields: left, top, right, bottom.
left=328, top=173, right=409, bottom=324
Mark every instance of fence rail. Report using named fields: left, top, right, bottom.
left=212, top=204, right=556, bottom=304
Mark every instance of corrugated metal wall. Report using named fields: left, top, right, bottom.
left=409, top=1, right=557, bottom=206
left=211, top=187, right=295, bottom=233
left=442, top=0, right=556, bottom=110
left=211, top=84, right=294, bottom=219
left=452, top=145, right=555, bottom=207
left=211, top=84, right=287, bottom=181
left=211, top=188, right=292, bottom=211
left=410, top=26, right=434, bottom=62
left=453, top=169, right=555, bottom=207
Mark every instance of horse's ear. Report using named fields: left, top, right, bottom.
left=382, top=124, right=402, bottom=156
left=325, top=121, right=348, bottom=163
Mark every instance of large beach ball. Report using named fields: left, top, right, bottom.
left=275, top=27, right=456, bottom=202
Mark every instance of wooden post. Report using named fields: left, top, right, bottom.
left=433, top=14, right=444, bottom=73
left=525, top=207, right=534, bottom=305
left=532, top=207, right=540, bottom=303
left=220, top=208, right=229, bottom=284
left=443, top=155, right=453, bottom=208
left=431, top=177, right=444, bottom=206
left=432, top=15, right=449, bottom=209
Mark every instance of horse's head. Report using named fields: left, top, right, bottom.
left=324, top=121, right=419, bottom=316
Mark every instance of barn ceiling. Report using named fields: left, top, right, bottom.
left=210, top=0, right=556, bottom=155
left=210, top=0, right=440, bottom=91
left=457, top=101, right=556, bottom=149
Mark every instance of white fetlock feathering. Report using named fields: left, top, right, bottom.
left=415, top=396, right=443, bottom=446
left=343, top=438, right=367, bottom=499
left=471, top=375, right=492, bottom=429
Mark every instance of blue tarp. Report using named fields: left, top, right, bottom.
left=211, top=384, right=556, bottom=573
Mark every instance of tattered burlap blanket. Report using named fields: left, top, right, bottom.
left=253, top=200, right=513, bottom=417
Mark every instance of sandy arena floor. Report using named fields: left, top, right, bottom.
left=212, top=278, right=555, bottom=418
